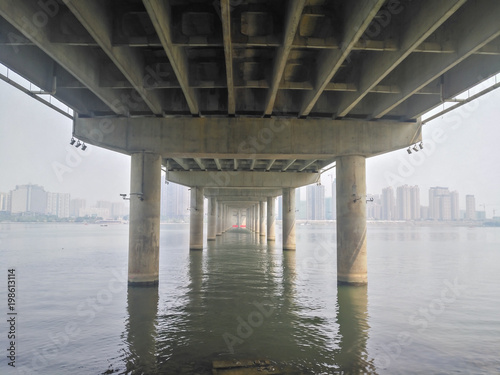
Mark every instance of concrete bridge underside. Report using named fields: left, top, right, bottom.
left=1, top=0, right=499, bottom=286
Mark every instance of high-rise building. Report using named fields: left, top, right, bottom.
left=70, top=198, right=86, bottom=217
left=396, top=185, right=411, bottom=220
left=395, top=185, right=420, bottom=221
left=46, top=192, right=70, bottom=218
left=429, top=187, right=455, bottom=220
left=96, top=200, right=113, bottom=211
left=306, top=184, right=325, bottom=220
left=161, top=182, right=189, bottom=221
left=367, top=194, right=381, bottom=220
left=410, top=185, right=421, bottom=220
left=381, top=186, right=395, bottom=220
left=10, top=184, right=47, bottom=214
left=0, top=192, right=8, bottom=212
left=465, top=195, right=476, bottom=220
left=112, top=202, right=126, bottom=218
left=450, top=191, right=460, bottom=220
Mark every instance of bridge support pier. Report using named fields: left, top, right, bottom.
left=128, top=152, right=161, bottom=286
left=283, top=187, right=296, bottom=251
left=207, top=197, right=216, bottom=241
left=259, top=201, right=266, bottom=237
left=216, top=201, right=222, bottom=236
left=336, top=155, right=367, bottom=285
left=267, top=196, right=276, bottom=241
left=189, top=187, right=204, bottom=250
left=254, top=204, right=260, bottom=235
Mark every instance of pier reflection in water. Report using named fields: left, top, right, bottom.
left=121, top=227, right=373, bottom=374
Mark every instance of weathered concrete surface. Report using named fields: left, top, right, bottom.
left=189, top=187, right=204, bottom=250
left=204, top=188, right=282, bottom=197
left=282, top=187, right=296, bottom=251
left=336, top=155, right=367, bottom=285
left=267, top=196, right=276, bottom=241
left=74, top=117, right=422, bottom=159
left=167, top=171, right=319, bottom=188
left=128, top=153, right=161, bottom=286
left=259, top=201, right=266, bottom=237
left=216, top=201, right=222, bottom=236
left=207, top=197, right=216, bottom=241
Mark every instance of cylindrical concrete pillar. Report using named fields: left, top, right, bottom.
left=207, top=197, right=216, bottom=241
left=282, top=187, right=296, bottom=251
left=128, top=152, right=162, bottom=286
left=336, top=155, right=367, bottom=285
left=223, top=205, right=229, bottom=231
left=189, top=187, right=204, bottom=250
left=267, top=196, right=276, bottom=241
left=259, top=200, right=266, bottom=237
left=254, top=204, right=260, bottom=234
left=216, top=201, right=222, bottom=236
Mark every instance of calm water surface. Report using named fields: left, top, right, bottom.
left=1, top=222, right=499, bottom=374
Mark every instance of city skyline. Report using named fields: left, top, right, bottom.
left=2, top=75, right=500, bottom=217
left=0, top=178, right=487, bottom=221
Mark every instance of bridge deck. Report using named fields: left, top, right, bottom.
left=1, top=0, right=499, bottom=120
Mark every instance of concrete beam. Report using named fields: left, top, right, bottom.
left=166, top=171, right=319, bottom=189
left=336, top=0, right=466, bottom=117
left=370, top=0, right=500, bottom=119
left=406, top=55, right=500, bottom=120
left=65, top=0, right=164, bottom=115
left=266, top=159, right=276, bottom=171
left=214, top=197, right=267, bottom=203
left=282, top=159, right=296, bottom=171
left=74, top=117, right=421, bottom=159
left=172, top=157, right=190, bottom=171
left=220, top=0, right=235, bottom=115
left=214, top=158, right=222, bottom=171
left=0, top=0, right=130, bottom=116
left=299, top=0, right=385, bottom=116
left=264, top=0, right=306, bottom=115
left=204, top=188, right=282, bottom=197
left=143, top=0, right=199, bottom=115
left=194, top=158, right=206, bottom=171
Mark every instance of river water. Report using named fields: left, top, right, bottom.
left=1, top=222, right=499, bottom=374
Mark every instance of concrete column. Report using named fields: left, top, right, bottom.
left=259, top=200, right=266, bottom=237
left=248, top=208, right=253, bottom=231
left=251, top=207, right=255, bottom=231
left=267, top=196, right=276, bottom=241
left=128, top=152, right=161, bottom=286
left=254, top=204, right=260, bottom=234
left=207, top=197, right=216, bottom=241
left=216, top=201, right=222, bottom=236
left=336, top=155, right=367, bottom=285
left=282, top=187, right=296, bottom=251
left=223, top=206, right=229, bottom=231
left=189, top=187, right=204, bottom=250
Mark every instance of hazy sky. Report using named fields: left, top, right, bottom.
left=1, top=79, right=500, bottom=216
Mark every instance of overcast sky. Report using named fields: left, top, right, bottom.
left=1, top=79, right=500, bottom=216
